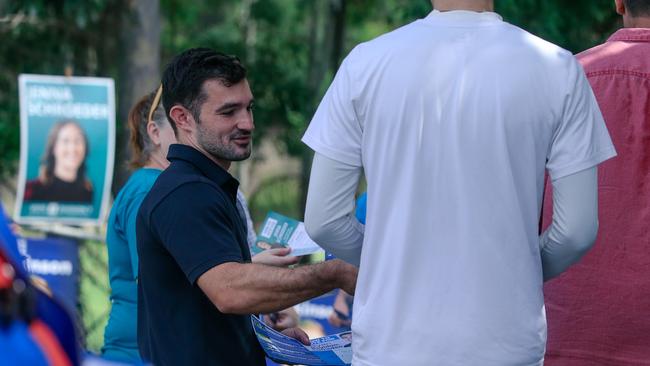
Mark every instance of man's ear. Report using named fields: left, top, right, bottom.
left=615, top=0, right=626, bottom=16
left=169, top=105, right=196, bottom=134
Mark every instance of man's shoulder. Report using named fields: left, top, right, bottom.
left=138, top=167, right=225, bottom=221
left=500, top=23, right=575, bottom=63
left=355, top=18, right=573, bottom=67
left=578, top=39, right=650, bottom=76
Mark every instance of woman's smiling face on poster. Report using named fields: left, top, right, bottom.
left=53, top=123, right=86, bottom=176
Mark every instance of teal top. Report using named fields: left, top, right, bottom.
left=102, top=168, right=161, bottom=363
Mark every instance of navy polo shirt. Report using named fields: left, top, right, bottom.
left=136, top=144, right=264, bottom=366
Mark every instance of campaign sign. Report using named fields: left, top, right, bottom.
left=15, top=74, right=115, bottom=224
left=19, top=237, right=80, bottom=313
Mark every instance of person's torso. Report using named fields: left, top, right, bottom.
left=347, top=11, right=579, bottom=366
left=543, top=29, right=650, bottom=365
left=135, top=157, right=263, bottom=366
left=28, top=177, right=92, bottom=203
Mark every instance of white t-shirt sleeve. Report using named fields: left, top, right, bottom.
left=546, top=57, right=616, bottom=180
left=302, top=51, right=363, bottom=167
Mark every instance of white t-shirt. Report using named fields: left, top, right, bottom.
left=302, top=10, right=616, bottom=366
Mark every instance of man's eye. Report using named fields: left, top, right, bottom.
left=247, top=104, right=254, bottom=112
left=221, top=110, right=235, bottom=116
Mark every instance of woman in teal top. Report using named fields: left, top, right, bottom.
left=102, top=87, right=176, bottom=362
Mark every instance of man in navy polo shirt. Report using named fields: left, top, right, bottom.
left=136, top=48, right=358, bottom=366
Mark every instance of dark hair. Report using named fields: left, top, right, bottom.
left=624, top=0, right=650, bottom=16
left=161, top=48, right=247, bottom=134
left=40, top=119, right=89, bottom=185
left=127, top=89, right=168, bottom=169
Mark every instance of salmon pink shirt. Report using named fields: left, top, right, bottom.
left=543, top=28, right=650, bottom=366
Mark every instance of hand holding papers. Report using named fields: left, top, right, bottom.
left=253, top=212, right=324, bottom=257
left=252, top=315, right=353, bottom=366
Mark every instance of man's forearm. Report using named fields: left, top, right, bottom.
left=304, top=153, right=364, bottom=266
left=198, top=259, right=357, bottom=314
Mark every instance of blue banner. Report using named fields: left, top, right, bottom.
left=20, top=237, right=80, bottom=313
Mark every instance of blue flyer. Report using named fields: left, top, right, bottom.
left=252, top=315, right=352, bottom=366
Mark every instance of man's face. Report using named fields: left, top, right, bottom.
left=194, top=79, right=254, bottom=166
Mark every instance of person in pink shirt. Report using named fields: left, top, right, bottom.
left=542, top=1, right=650, bottom=364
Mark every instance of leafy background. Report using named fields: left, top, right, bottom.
left=0, top=0, right=622, bottom=351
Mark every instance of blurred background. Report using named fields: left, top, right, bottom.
left=0, top=0, right=622, bottom=352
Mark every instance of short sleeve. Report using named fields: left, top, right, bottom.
left=152, top=183, right=244, bottom=284
left=546, top=57, right=617, bottom=180
left=302, top=52, right=363, bottom=167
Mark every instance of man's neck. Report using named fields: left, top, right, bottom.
left=624, top=16, right=650, bottom=28
left=432, top=0, right=493, bottom=12
left=177, top=135, right=231, bottom=171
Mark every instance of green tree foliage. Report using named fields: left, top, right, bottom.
left=0, top=0, right=622, bottom=188
left=497, top=0, right=621, bottom=53
left=0, top=0, right=121, bottom=182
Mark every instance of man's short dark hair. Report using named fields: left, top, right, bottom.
left=624, top=0, right=650, bottom=17
left=161, top=48, right=247, bottom=134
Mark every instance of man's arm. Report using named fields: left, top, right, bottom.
left=540, top=166, right=598, bottom=281
left=197, top=258, right=357, bottom=314
left=304, top=153, right=364, bottom=266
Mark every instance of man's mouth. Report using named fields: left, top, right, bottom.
left=232, top=135, right=252, bottom=145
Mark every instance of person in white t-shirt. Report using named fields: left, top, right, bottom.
left=301, top=1, right=617, bottom=365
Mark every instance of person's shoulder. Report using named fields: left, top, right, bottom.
left=112, top=169, right=160, bottom=211
left=500, top=22, right=574, bottom=61
left=142, top=171, right=225, bottom=215
left=575, top=42, right=610, bottom=72
left=575, top=38, right=644, bottom=75
left=23, top=179, right=45, bottom=200
left=25, top=178, right=44, bottom=190
left=121, top=168, right=162, bottom=196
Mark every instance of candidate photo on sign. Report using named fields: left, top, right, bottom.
left=23, top=119, right=93, bottom=203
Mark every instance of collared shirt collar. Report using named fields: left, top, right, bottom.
left=608, top=28, right=650, bottom=43
left=167, top=144, right=239, bottom=199
left=424, top=9, right=503, bottom=26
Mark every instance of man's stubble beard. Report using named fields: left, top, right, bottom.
left=197, top=126, right=252, bottom=163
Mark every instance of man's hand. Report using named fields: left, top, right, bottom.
left=264, top=307, right=299, bottom=331
left=252, top=247, right=300, bottom=267
left=281, top=327, right=311, bottom=345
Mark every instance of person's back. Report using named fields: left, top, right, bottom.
left=543, top=1, right=650, bottom=364
left=303, top=7, right=615, bottom=366
left=103, top=168, right=160, bottom=361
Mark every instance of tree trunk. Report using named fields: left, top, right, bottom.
left=113, top=0, right=161, bottom=195
left=330, top=0, right=347, bottom=70
left=298, top=0, right=347, bottom=217
left=235, top=0, right=258, bottom=196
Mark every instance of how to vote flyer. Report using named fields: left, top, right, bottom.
left=251, top=315, right=352, bottom=366
left=252, top=212, right=323, bottom=257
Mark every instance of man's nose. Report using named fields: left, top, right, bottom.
left=238, top=112, right=254, bottom=132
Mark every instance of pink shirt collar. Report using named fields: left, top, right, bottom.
left=608, top=28, right=650, bottom=42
